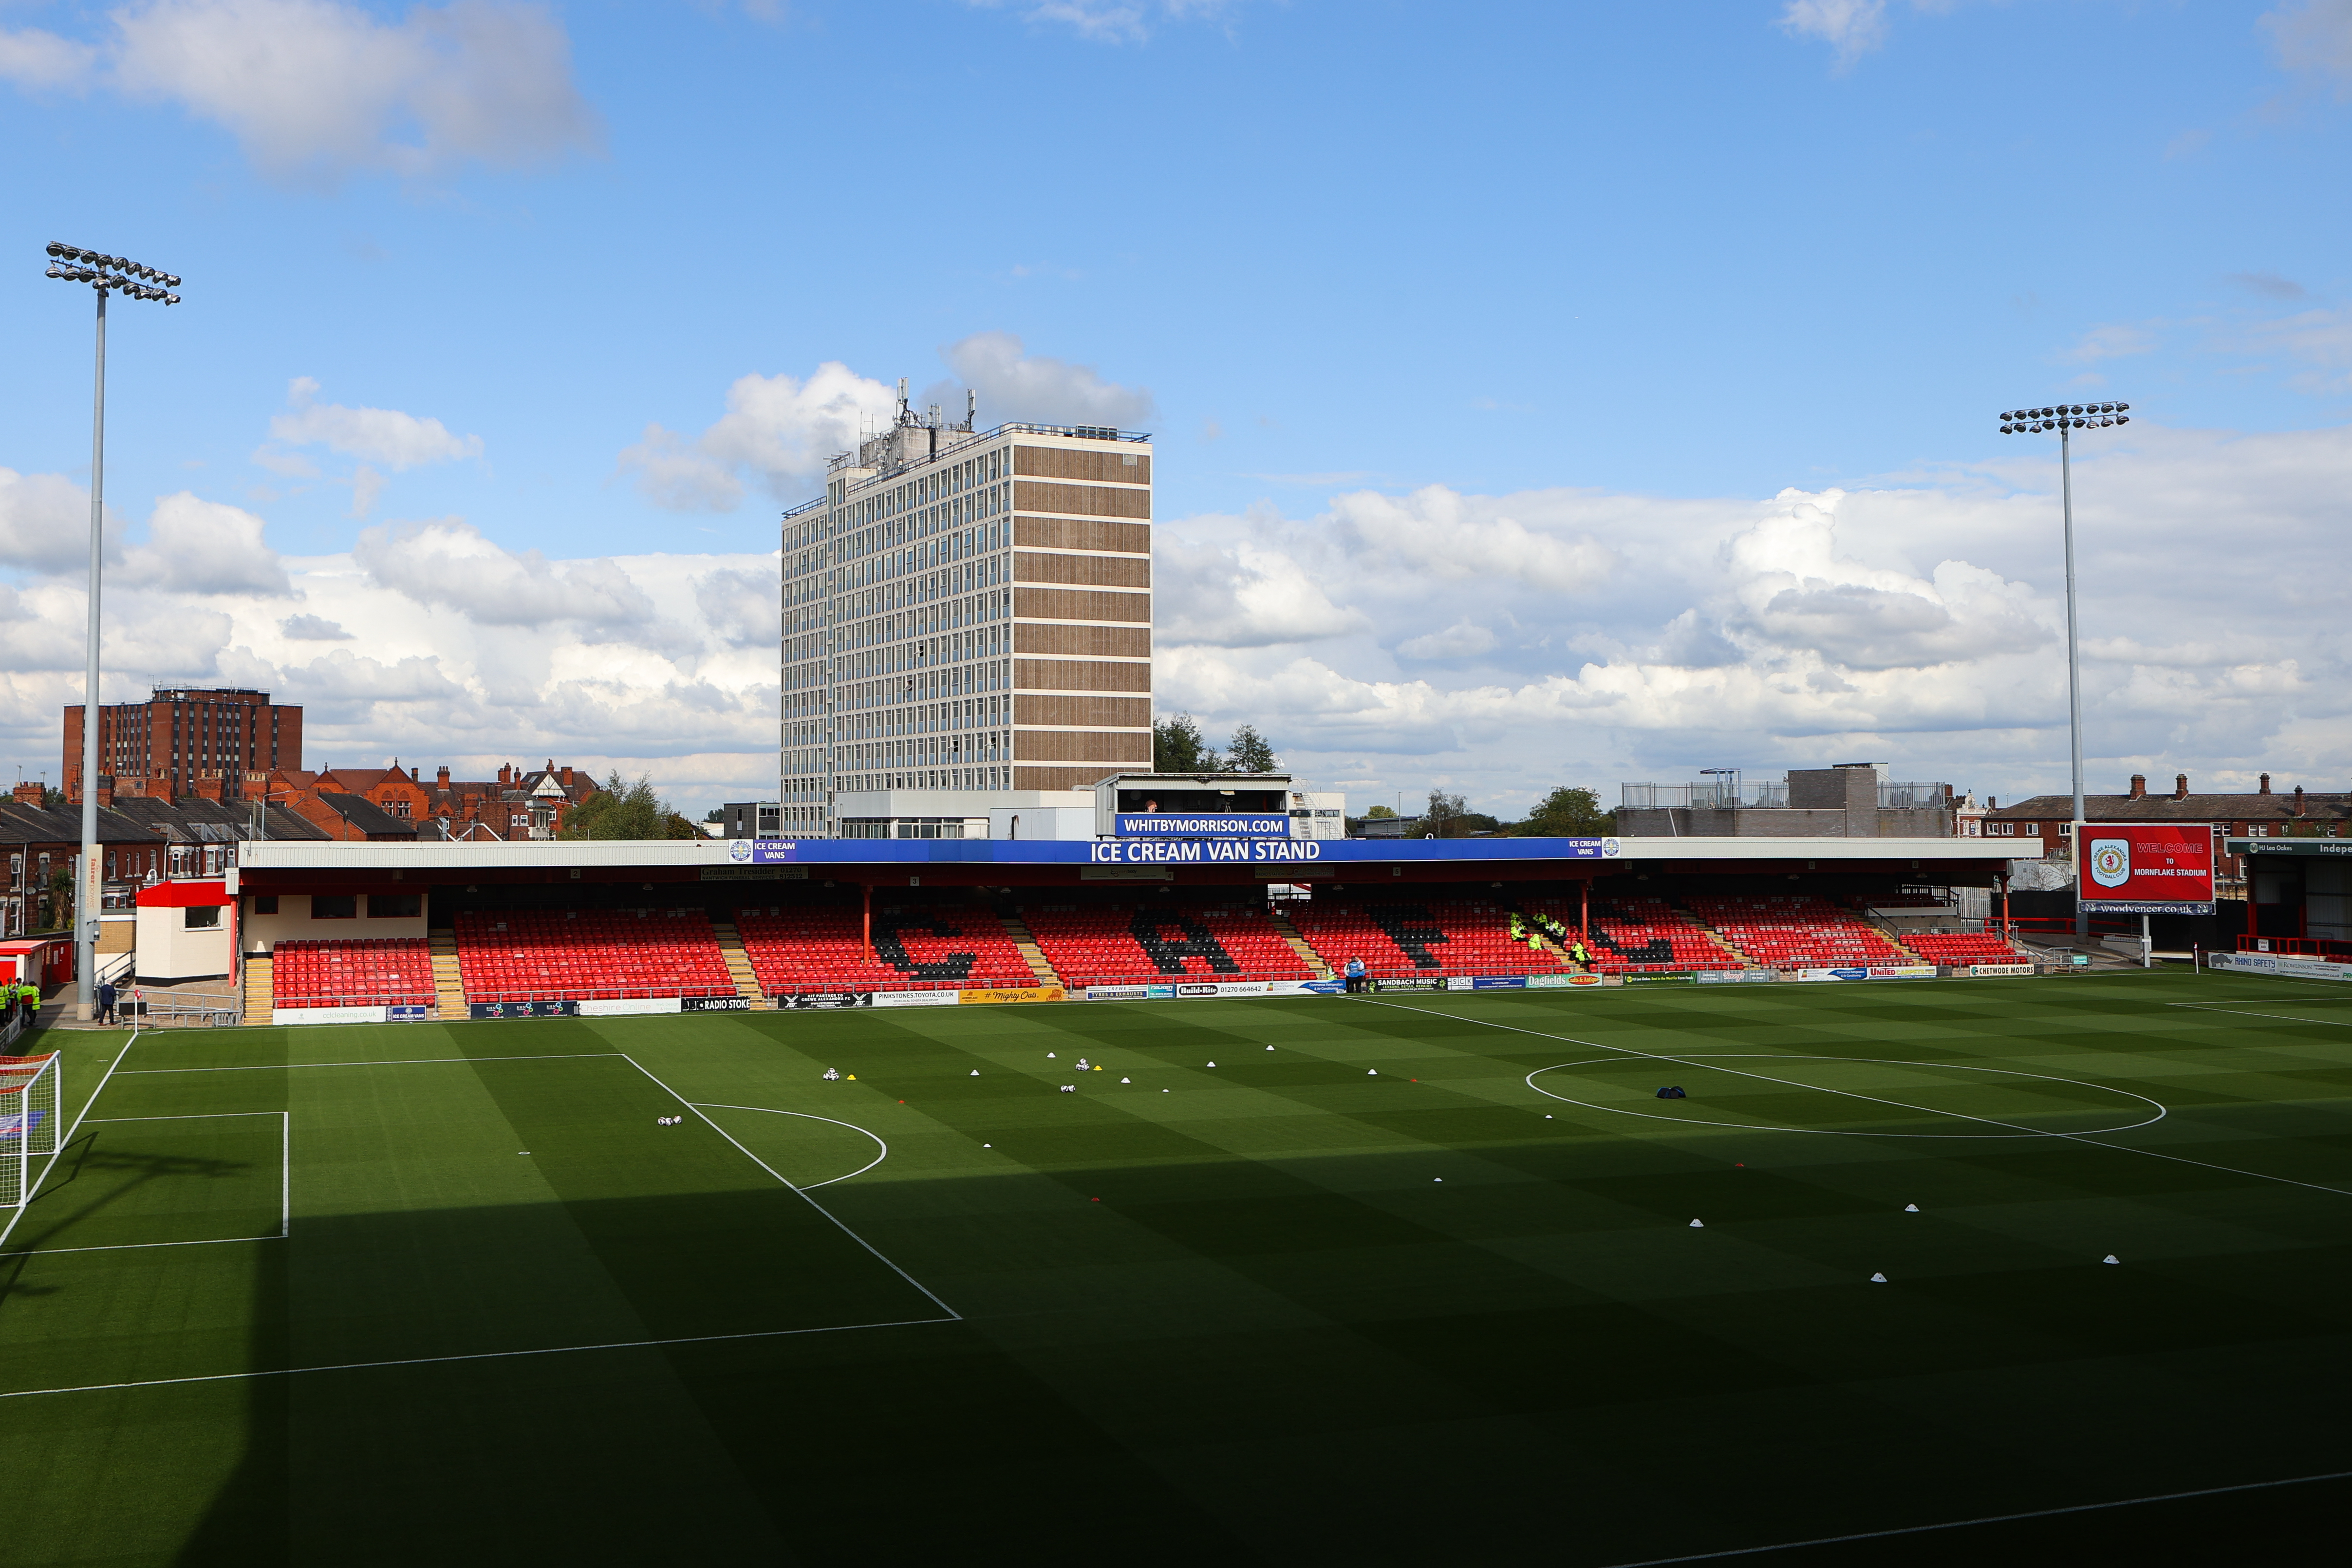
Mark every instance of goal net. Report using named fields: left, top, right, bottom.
left=0, top=1053, right=62, bottom=1212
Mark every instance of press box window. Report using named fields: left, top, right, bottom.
left=184, top=906, right=222, bottom=930
left=311, top=895, right=357, bottom=920
left=252, top=895, right=279, bottom=914
left=368, top=893, right=422, bottom=919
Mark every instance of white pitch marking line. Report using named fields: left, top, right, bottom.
left=2165, top=1003, right=2352, bottom=1027
left=0, top=1110, right=293, bottom=1258
left=1355, top=996, right=2352, bottom=1200
left=1527, top=1054, right=2166, bottom=1140
left=615, top=1053, right=961, bottom=1321
left=1599, top=1466, right=2352, bottom=1566
left=0, top=1315, right=960, bottom=1403
left=688, top=1104, right=888, bottom=1188
left=117, top=1052, right=620, bottom=1075
left=0, top=1021, right=141, bottom=1253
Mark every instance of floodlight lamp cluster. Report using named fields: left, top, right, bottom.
left=1998, top=401, right=2126, bottom=434
left=43, top=242, right=180, bottom=303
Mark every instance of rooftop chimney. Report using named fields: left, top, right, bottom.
left=2128, top=773, right=2147, bottom=800
left=2174, top=773, right=2188, bottom=800
left=2294, top=785, right=2307, bottom=818
left=11, top=782, right=41, bottom=805
left=436, top=765, right=449, bottom=788
left=2259, top=773, right=2272, bottom=794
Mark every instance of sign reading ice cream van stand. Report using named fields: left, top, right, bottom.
left=2076, top=823, right=2215, bottom=915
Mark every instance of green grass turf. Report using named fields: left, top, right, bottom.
left=4, top=969, right=2352, bottom=1565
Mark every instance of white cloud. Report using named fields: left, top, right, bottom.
left=619, top=362, right=897, bottom=513
left=1149, top=423, right=2352, bottom=817
left=110, top=0, right=599, bottom=183
left=117, top=492, right=293, bottom=596
left=1778, top=0, right=1887, bottom=69
left=353, top=516, right=661, bottom=634
left=933, top=332, right=1155, bottom=429
left=965, top=0, right=1238, bottom=44
left=694, top=566, right=780, bottom=649
left=0, top=26, right=98, bottom=89
left=1155, top=530, right=1369, bottom=647
left=280, top=613, right=353, bottom=639
left=0, top=469, right=119, bottom=574
left=2264, top=0, right=2352, bottom=94
left=1399, top=620, right=1499, bottom=660
left=266, top=376, right=483, bottom=469
left=0, top=0, right=596, bottom=183
left=2064, top=323, right=2158, bottom=363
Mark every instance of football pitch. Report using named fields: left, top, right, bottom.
left=4, top=970, right=2351, bottom=1565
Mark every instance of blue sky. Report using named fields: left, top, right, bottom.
left=2, top=1, right=2349, bottom=815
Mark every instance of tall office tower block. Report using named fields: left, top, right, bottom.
left=779, top=389, right=1153, bottom=837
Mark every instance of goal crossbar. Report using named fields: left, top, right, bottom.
left=0, top=1054, right=63, bottom=1212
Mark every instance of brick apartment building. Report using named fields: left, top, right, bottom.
left=65, top=687, right=302, bottom=802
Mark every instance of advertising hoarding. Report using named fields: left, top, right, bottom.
left=2077, top=823, right=2216, bottom=915
left=1115, top=813, right=1292, bottom=838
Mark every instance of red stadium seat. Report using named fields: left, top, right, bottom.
left=735, top=904, right=1036, bottom=997
left=451, top=910, right=736, bottom=1004
left=271, top=937, right=436, bottom=1008
left=1020, top=900, right=1313, bottom=988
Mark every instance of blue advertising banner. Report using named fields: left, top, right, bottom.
left=1115, top=813, right=1292, bottom=838
left=717, top=836, right=1619, bottom=866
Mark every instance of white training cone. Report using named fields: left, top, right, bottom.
left=1904, top=1203, right=1919, bottom=1213
left=1434, top=1177, right=1444, bottom=1183
left=983, top=1143, right=990, bottom=1148
left=1266, top=1045, right=1274, bottom=1051
left=1047, top=1052, right=1056, bottom=1058
left=1207, top=1061, right=1216, bottom=1067
left=1689, top=1218, right=1704, bottom=1228
left=2104, top=1254, right=2121, bottom=1265
left=970, top=1069, right=980, bottom=1076
left=1869, top=1272, right=1888, bottom=1283
left=1120, top=1077, right=1131, bottom=1083
left=1544, top=1114, right=1552, bottom=1119
left=1367, top=1068, right=1378, bottom=1076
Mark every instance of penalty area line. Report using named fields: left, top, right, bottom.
left=617, top=1053, right=961, bottom=1322
left=0, top=1316, right=960, bottom=1403
left=1599, top=1466, right=2352, bottom=1566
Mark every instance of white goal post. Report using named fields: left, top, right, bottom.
left=0, top=1053, right=63, bottom=1212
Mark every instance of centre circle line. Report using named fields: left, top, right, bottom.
left=1527, top=1053, right=2165, bottom=1139
left=1350, top=994, right=2352, bottom=1201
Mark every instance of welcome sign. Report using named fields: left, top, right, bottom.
left=2077, top=823, right=2216, bottom=915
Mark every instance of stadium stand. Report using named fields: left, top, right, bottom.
left=734, top=903, right=1035, bottom=995
left=1684, top=894, right=1919, bottom=970
left=1021, top=899, right=1314, bottom=988
left=1538, top=894, right=1742, bottom=974
left=452, top=909, right=736, bottom=1003
left=270, top=938, right=436, bottom=1008
left=1902, top=932, right=2032, bottom=966
left=1287, top=896, right=1565, bottom=977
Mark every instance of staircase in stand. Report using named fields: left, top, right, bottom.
left=1268, top=908, right=1335, bottom=979
left=242, top=952, right=272, bottom=1024
left=709, top=921, right=773, bottom=1008
left=428, top=930, right=467, bottom=1019
left=998, top=913, right=1063, bottom=987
